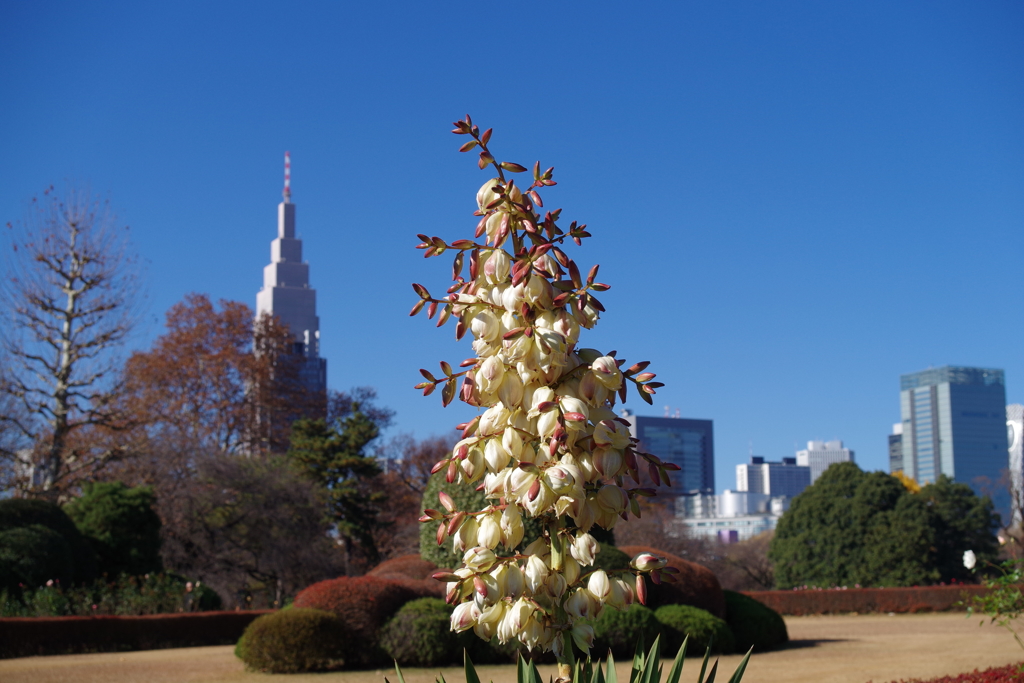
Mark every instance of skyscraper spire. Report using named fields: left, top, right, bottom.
left=283, top=151, right=292, bottom=203
left=257, top=152, right=327, bottom=397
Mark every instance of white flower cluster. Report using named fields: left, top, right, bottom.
left=415, top=122, right=675, bottom=662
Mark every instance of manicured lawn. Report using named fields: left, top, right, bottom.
left=1, top=613, right=1020, bottom=683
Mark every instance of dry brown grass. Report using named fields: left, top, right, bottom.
left=1, top=612, right=1020, bottom=683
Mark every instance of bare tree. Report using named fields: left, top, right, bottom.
left=0, top=186, right=142, bottom=498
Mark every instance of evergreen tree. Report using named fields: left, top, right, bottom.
left=920, top=475, right=999, bottom=583
left=769, top=463, right=1000, bottom=588
left=64, top=481, right=162, bottom=577
left=288, top=407, right=385, bottom=565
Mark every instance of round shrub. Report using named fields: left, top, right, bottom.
left=654, top=604, right=735, bottom=655
left=293, top=576, right=415, bottom=667
left=0, top=498, right=97, bottom=584
left=236, top=607, right=348, bottom=673
left=368, top=554, right=438, bottom=580
left=592, top=603, right=662, bottom=659
left=380, top=597, right=459, bottom=667
left=0, top=525, right=75, bottom=591
left=723, top=590, right=788, bottom=652
left=619, top=545, right=726, bottom=618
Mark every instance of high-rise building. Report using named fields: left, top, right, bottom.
left=796, top=440, right=855, bottom=484
left=889, top=423, right=904, bottom=474
left=1007, top=404, right=1024, bottom=527
left=620, top=411, right=715, bottom=497
left=898, top=366, right=1009, bottom=515
left=736, top=456, right=810, bottom=498
left=256, top=153, right=327, bottom=396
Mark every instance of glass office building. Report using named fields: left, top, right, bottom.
left=620, top=412, right=715, bottom=496
left=898, top=366, right=1009, bottom=517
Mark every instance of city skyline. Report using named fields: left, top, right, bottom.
left=2, top=2, right=1021, bottom=493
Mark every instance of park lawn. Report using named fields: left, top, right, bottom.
left=0, top=613, right=1020, bottom=683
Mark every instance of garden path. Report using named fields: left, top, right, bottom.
left=0, top=612, right=1019, bottom=683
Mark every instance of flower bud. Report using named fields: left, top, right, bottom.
left=471, top=310, right=500, bottom=343
left=590, top=356, right=623, bottom=390
left=477, top=511, right=502, bottom=550
left=525, top=555, right=549, bottom=593
left=595, top=485, right=629, bottom=515
left=562, top=555, right=580, bottom=586
left=451, top=600, right=481, bottom=632
left=546, top=570, right=567, bottom=598
left=502, top=427, right=524, bottom=460
left=565, top=587, right=595, bottom=619
left=571, top=622, right=595, bottom=655
left=587, top=570, right=611, bottom=604
left=453, top=517, right=479, bottom=553
left=477, top=178, right=502, bottom=211
left=477, top=355, right=505, bottom=395
left=578, top=370, right=608, bottom=406
left=498, top=371, right=524, bottom=409
left=483, top=438, right=510, bottom=472
left=460, top=445, right=485, bottom=483
left=630, top=552, right=668, bottom=572
left=485, top=249, right=511, bottom=284
left=570, top=533, right=599, bottom=567
left=463, top=546, right=497, bottom=573
left=475, top=601, right=505, bottom=640
left=592, top=447, right=624, bottom=478
left=500, top=504, right=525, bottom=550
left=593, top=420, right=631, bottom=450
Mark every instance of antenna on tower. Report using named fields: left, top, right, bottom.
left=283, top=151, right=292, bottom=203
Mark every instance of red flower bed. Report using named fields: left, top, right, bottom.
left=870, top=662, right=1024, bottom=682
left=744, top=585, right=991, bottom=615
left=0, top=610, right=272, bottom=659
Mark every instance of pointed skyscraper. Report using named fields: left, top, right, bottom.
left=256, top=152, right=327, bottom=397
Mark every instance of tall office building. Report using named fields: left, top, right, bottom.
left=889, top=424, right=904, bottom=474
left=898, top=367, right=1009, bottom=516
left=737, top=456, right=810, bottom=498
left=256, top=153, right=327, bottom=396
left=1008, top=404, right=1024, bottom=527
left=796, top=440, right=855, bottom=484
left=620, top=411, right=715, bottom=497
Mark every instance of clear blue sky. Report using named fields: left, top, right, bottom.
left=3, top=2, right=1022, bottom=492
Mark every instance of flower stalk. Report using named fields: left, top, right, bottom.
left=412, top=117, right=677, bottom=663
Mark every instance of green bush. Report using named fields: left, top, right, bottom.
left=654, top=604, right=734, bottom=655
left=236, top=608, right=349, bottom=673
left=723, top=590, right=788, bottom=651
left=592, top=603, right=662, bottom=659
left=380, top=597, right=460, bottom=667
left=64, top=482, right=162, bottom=577
left=0, top=525, right=76, bottom=592
left=0, top=498, right=97, bottom=585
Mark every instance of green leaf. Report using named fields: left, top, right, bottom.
left=630, top=632, right=646, bottom=683
left=725, top=646, right=753, bottom=683
left=464, top=650, right=481, bottom=683
left=606, top=651, right=618, bottom=683
left=640, top=635, right=661, bottom=683
left=703, top=660, right=719, bottom=683
left=528, top=658, right=542, bottom=683
left=664, top=636, right=688, bottom=683
left=517, top=654, right=528, bottom=683
left=697, top=645, right=711, bottom=683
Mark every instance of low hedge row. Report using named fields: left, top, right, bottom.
left=743, top=585, right=991, bottom=615
left=0, top=610, right=272, bottom=658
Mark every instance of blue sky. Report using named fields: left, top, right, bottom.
left=2, top=2, right=1022, bottom=492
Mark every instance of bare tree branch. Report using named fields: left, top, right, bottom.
left=0, top=184, right=143, bottom=498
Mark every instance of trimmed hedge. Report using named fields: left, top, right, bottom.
left=742, top=585, right=991, bottom=616
left=724, top=590, right=788, bottom=651
left=655, top=604, right=735, bottom=655
left=592, top=604, right=662, bottom=659
left=0, top=498, right=98, bottom=586
left=293, top=576, right=415, bottom=667
left=0, top=610, right=272, bottom=658
left=236, top=608, right=348, bottom=673
left=379, top=597, right=460, bottom=667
